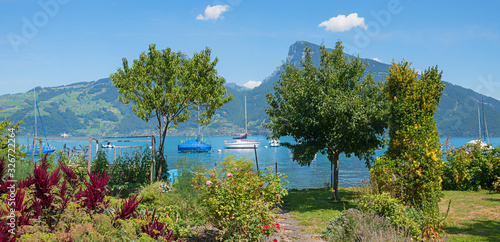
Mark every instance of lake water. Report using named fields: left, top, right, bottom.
left=17, top=136, right=500, bottom=189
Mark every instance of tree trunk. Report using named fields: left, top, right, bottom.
left=156, top=119, right=169, bottom=181
left=332, top=152, right=340, bottom=200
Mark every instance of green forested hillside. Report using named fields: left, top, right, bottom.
left=1, top=41, right=499, bottom=137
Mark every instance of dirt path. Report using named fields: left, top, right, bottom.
left=186, top=211, right=326, bottom=241
left=277, top=210, right=326, bottom=242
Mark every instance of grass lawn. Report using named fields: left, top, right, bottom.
left=281, top=187, right=357, bottom=234
left=282, top=188, right=500, bottom=241
left=439, top=190, right=500, bottom=242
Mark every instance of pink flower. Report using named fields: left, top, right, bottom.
left=206, top=180, right=212, bottom=186
left=234, top=168, right=238, bottom=171
left=211, top=172, right=215, bottom=175
left=227, top=173, right=233, bottom=178
left=243, top=186, right=246, bottom=191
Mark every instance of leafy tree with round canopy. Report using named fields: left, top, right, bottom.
left=265, top=41, right=388, bottom=199
left=110, top=44, right=232, bottom=181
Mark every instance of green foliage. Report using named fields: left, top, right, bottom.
left=0, top=116, right=26, bottom=159
left=370, top=60, right=446, bottom=240
left=358, top=192, right=422, bottom=238
left=110, top=44, right=233, bottom=180
left=193, top=156, right=288, bottom=241
left=372, top=61, right=445, bottom=207
left=137, top=158, right=209, bottom=238
left=93, top=148, right=109, bottom=174
left=323, top=208, right=412, bottom=242
left=265, top=40, right=388, bottom=199
left=108, top=147, right=152, bottom=194
left=442, top=140, right=500, bottom=191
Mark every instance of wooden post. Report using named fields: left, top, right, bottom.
left=150, top=135, right=154, bottom=184
left=275, top=162, right=277, bottom=175
left=31, top=138, right=36, bottom=163
left=96, top=140, right=99, bottom=155
left=254, top=145, right=259, bottom=173
left=87, top=137, right=92, bottom=174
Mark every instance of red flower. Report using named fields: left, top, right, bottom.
left=273, top=239, right=278, bottom=242
left=274, top=223, right=280, bottom=230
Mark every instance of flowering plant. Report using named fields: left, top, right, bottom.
left=194, top=156, right=288, bottom=241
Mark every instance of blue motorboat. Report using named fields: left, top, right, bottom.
left=23, top=145, right=56, bottom=155
left=178, top=137, right=211, bottom=152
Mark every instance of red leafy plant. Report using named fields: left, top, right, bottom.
left=112, top=193, right=142, bottom=226
left=139, top=208, right=178, bottom=241
left=76, top=169, right=110, bottom=215
left=27, top=154, right=71, bottom=231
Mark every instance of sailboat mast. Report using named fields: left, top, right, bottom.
left=34, top=85, right=37, bottom=139
left=244, top=96, right=247, bottom=134
left=482, top=98, right=490, bottom=143
left=478, top=106, right=481, bottom=140
left=482, top=98, right=486, bottom=141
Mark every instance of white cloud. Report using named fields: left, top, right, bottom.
left=318, top=13, right=367, bottom=32
left=196, top=5, right=230, bottom=21
left=243, top=80, right=261, bottom=89
left=372, top=57, right=382, bottom=62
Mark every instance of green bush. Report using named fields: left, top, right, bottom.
left=193, top=156, right=288, bottom=241
left=136, top=158, right=208, bottom=239
left=358, top=192, right=422, bottom=238
left=108, top=146, right=152, bottom=194
left=442, top=140, right=500, bottom=191
left=323, top=208, right=412, bottom=242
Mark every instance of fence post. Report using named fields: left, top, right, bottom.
left=254, top=145, right=259, bottom=173
left=88, top=137, right=92, bottom=174
left=150, top=135, right=154, bottom=184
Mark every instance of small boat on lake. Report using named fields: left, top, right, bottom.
left=24, top=86, right=56, bottom=155
left=269, top=139, right=280, bottom=147
left=178, top=137, right=211, bottom=152
left=224, top=139, right=260, bottom=149
left=102, top=142, right=115, bottom=149
left=224, top=96, right=260, bottom=149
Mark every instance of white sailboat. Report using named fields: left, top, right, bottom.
left=465, top=100, right=490, bottom=149
left=224, top=96, right=260, bottom=149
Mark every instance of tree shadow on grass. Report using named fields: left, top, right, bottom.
left=281, top=188, right=357, bottom=213
left=445, top=220, right=500, bottom=242
left=482, top=198, right=500, bottom=203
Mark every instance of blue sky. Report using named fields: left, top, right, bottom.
left=1, top=0, right=499, bottom=100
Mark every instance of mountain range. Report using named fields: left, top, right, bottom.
left=1, top=41, right=499, bottom=138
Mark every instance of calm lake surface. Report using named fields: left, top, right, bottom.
left=18, top=136, right=500, bottom=189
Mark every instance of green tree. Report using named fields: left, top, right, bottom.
left=371, top=60, right=445, bottom=208
left=110, top=44, right=232, bottom=180
left=1, top=115, right=25, bottom=159
left=265, top=41, right=388, bottom=199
